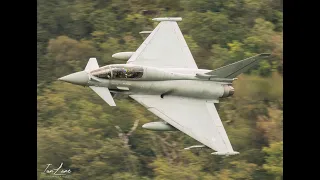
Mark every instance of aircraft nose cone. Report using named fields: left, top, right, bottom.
left=58, top=71, right=89, bottom=85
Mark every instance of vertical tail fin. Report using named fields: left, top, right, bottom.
left=206, top=53, right=271, bottom=78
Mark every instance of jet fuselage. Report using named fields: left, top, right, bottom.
left=85, top=64, right=235, bottom=100
left=59, top=64, right=235, bottom=100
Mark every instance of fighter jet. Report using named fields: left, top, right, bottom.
left=58, top=17, right=271, bottom=156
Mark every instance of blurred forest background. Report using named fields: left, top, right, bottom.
left=37, top=0, right=283, bottom=179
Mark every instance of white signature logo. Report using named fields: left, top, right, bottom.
left=43, top=162, right=71, bottom=176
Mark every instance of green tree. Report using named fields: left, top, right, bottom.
left=46, top=36, right=97, bottom=77
left=213, top=160, right=257, bottom=180
left=263, top=141, right=283, bottom=180
left=151, top=152, right=215, bottom=180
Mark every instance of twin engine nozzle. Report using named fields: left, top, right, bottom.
left=221, top=85, right=235, bottom=97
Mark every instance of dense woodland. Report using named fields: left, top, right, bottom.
left=37, top=0, right=283, bottom=179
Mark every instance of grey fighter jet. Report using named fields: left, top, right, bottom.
left=58, top=17, right=271, bottom=156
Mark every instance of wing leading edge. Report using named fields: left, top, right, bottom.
left=127, top=17, right=198, bottom=69
left=130, top=95, right=238, bottom=155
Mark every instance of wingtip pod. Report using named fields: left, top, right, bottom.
left=211, top=151, right=239, bottom=156
left=152, top=17, right=182, bottom=22
left=139, top=31, right=152, bottom=34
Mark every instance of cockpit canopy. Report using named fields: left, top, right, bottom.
left=90, top=65, right=144, bottom=79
